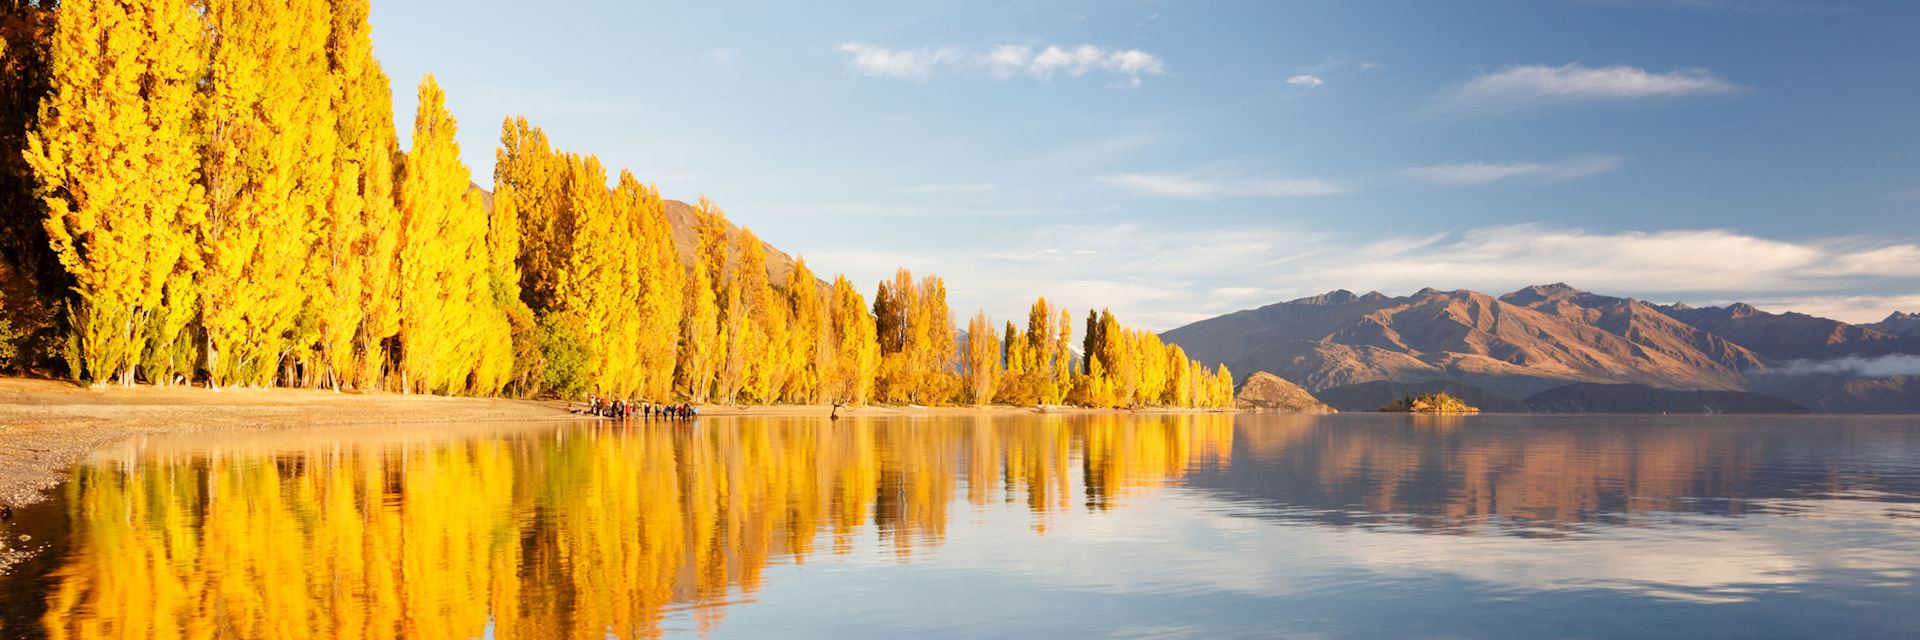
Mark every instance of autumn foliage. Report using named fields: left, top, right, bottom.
left=0, top=0, right=1233, bottom=410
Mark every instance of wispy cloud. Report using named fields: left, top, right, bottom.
left=837, top=42, right=964, bottom=80
left=1099, top=172, right=1347, bottom=199
left=1286, top=74, right=1324, bottom=88
left=840, top=42, right=1166, bottom=87
left=1442, top=63, right=1737, bottom=111
left=1403, top=156, right=1624, bottom=185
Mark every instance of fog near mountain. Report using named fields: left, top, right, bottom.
left=1765, top=354, right=1920, bottom=378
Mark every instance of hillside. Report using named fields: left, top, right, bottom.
left=1160, top=284, right=1760, bottom=400
left=1162, top=283, right=1920, bottom=414
left=1524, top=383, right=1808, bottom=414
left=1866, top=312, right=1920, bottom=339
left=1233, top=371, right=1335, bottom=413
left=1655, top=302, right=1907, bottom=360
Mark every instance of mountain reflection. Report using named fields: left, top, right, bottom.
left=31, top=415, right=1233, bottom=639
left=1201, top=414, right=1920, bottom=534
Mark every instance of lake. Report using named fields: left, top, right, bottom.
left=3, top=413, right=1919, bottom=638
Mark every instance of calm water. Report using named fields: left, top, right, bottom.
left=4, top=414, right=1920, bottom=639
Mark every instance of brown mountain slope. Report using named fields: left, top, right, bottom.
left=1864, top=311, right=1920, bottom=339
left=1160, top=285, right=1761, bottom=401
left=1653, top=302, right=1907, bottom=360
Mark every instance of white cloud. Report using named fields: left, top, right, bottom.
left=1098, top=173, right=1347, bottom=199
left=838, top=42, right=963, bottom=80
left=1403, top=156, right=1624, bottom=185
left=841, top=42, right=1165, bottom=86
left=1285, top=74, right=1324, bottom=87
left=1360, top=61, right=1383, bottom=70
left=1444, top=63, right=1737, bottom=111
left=1737, top=293, right=1920, bottom=326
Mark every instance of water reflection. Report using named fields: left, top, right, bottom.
left=19, top=416, right=1231, bottom=639
left=4, top=414, right=1919, bottom=639
left=1206, top=414, right=1920, bottom=533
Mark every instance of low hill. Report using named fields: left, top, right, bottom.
left=1524, top=383, right=1808, bottom=414
left=1234, top=372, right=1335, bottom=413
left=1314, top=380, right=1526, bottom=413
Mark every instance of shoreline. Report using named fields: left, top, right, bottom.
left=0, top=377, right=1231, bottom=509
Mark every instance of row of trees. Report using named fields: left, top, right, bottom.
left=0, top=0, right=1234, bottom=409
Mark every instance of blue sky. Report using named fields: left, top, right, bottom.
left=370, top=0, right=1919, bottom=329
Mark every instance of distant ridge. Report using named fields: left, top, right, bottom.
left=1161, top=284, right=1920, bottom=414
left=1866, top=311, right=1920, bottom=339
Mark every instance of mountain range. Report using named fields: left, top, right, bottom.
left=1162, top=283, right=1920, bottom=414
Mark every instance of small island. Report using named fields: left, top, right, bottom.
left=1382, top=392, right=1481, bottom=414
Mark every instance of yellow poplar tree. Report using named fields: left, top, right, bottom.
left=781, top=258, right=825, bottom=403
left=552, top=155, right=633, bottom=395
left=488, top=183, right=540, bottom=396
left=677, top=262, right=719, bottom=402
left=199, top=0, right=334, bottom=387
left=630, top=174, right=682, bottom=401
left=25, top=0, right=205, bottom=386
left=1025, top=298, right=1058, bottom=403
left=735, top=227, right=780, bottom=403
left=326, top=0, right=401, bottom=391
left=962, top=311, right=1001, bottom=405
left=1048, top=307, right=1074, bottom=404
left=826, top=274, right=877, bottom=405
left=494, top=116, right=567, bottom=313
left=396, top=75, right=507, bottom=395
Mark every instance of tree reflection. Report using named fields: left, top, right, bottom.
left=38, top=415, right=1234, bottom=638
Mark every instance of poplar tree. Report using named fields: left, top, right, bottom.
left=677, top=262, right=719, bottom=402
left=200, top=0, right=334, bottom=387
left=327, top=0, right=401, bottom=390
left=963, top=311, right=1001, bottom=405
left=826, top=274, right=877, bottom=405
left=395, top=75, right=505, bottom=395
left=1027, top=298, right=1059, bottom=403
left=488, top=184, right=539, bottom=395
left=735, top=227, right=779, bottom=403
left=552, top=154, right=631, bottom=395
left=495, top=117, right=566, bottom=313
left=781, top=258, right=824, bottom=403
left=630, top=174, right=682, bottom=401
left=26, top=0, right=206, bottom=386
left=1049, top=307, right=1074, bottom=404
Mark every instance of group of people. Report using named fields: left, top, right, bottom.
left=579, top=394, right=699, bottom=420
